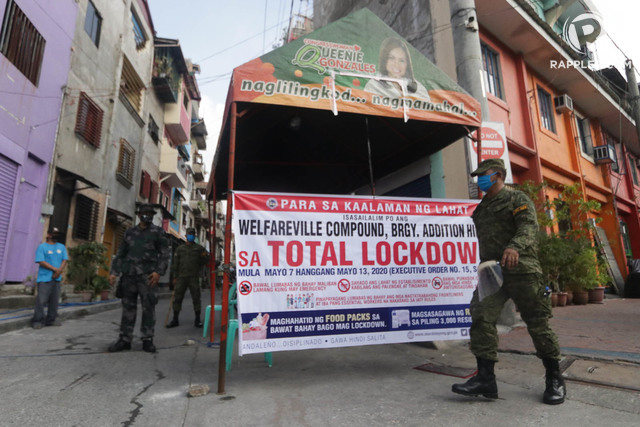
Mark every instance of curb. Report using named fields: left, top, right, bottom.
left=0, top=291, right=172, bottom=335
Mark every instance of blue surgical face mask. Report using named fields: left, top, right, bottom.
left=186, top=234, right=196, bottom=242
left=477, top=172, right=498, bottom=192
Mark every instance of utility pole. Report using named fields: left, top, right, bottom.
left=625, top=59, right=640, bottom=145
left=449, top=0, right=489, bottom=119
left=449, top=0, right=489, bottom=198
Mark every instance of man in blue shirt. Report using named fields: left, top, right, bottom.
left=32, top=227, right=68, bottom=329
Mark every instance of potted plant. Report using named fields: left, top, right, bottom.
left=537, top=232, right=572, bottom=306
left=67, top=242, right=108, bottom=302
left=520, top=181, right=606, bottom=306
left=154, top=55, right=172, bottom=78
left=561, top=244, right=601, bottom=305
left=92, top=275, right=111, bottom=301
left=588, top=254, right=611, bottom=304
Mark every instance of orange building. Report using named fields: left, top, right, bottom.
left=477, top=0, right=640, bottom=285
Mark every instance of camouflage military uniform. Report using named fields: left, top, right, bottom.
left=470, top=186, right=560, bottom=362
left=110, top=223, right=170, bottom=343
left=171, top=242, right=209, bottom=313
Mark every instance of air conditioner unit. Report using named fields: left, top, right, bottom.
left=593, top=145, right=616, bottom=165
left=554, top=94, right=573, bottom=113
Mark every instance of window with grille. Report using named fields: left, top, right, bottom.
left=139, top=170, right=151, bottom=198
left=148, top=115, right=160, bottom=143
left=481, top=43, right=503, bottom=99
left=576, top=115, right=593, bottom=157
left=75, top=92, right=104, bottom=148
left=172, top=190, right=180, bottom=217
left=73, top=194, right=100, bottom=241
left=131, top=8, right=147, bottom=49
left=0, top=0, right=46, bottom=86
left=604, top=132, right=620, bottom=172
left=116, top=139, right=135, bottom=187
left=150, top=181, right=159, bottom=204
left=183, top=91, right=189, bottom=110
left=114, top=221, right=130, bottom=252
left=537, top=86, right=556, bottom=133
left=84, top=0, right=101, bottom=47
left=119, top=55, right=145, bottom=114
left=159, top=190, right=169, bottom=210
left=629, top=155, right=639, bottom=186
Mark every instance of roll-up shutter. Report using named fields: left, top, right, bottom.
left=0, top=155, right=18, bottom=280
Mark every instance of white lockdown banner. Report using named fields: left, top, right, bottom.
left=232, top=191, right=480, bottom=355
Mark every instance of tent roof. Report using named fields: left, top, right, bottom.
left=209, top=8, right=481, bottom=199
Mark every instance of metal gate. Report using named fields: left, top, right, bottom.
left=0, top=155, right=18, bottom=281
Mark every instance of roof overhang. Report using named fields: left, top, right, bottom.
left=55, top=167, right=100, bottom=191
left=209, top=102, right=475, bottom=199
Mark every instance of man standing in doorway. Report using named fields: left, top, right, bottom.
left=167, top=228, right=209, bottom=328
left=32, top=227, right=68, bottom=329
left=451, top=159, right=566, bottom=405
left=108, top=204, right=170, bottom=353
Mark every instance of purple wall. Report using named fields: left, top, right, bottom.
left=0, top=0, right=78, bottom=282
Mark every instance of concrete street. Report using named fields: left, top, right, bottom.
left=1, top=291, right=639, bottom=426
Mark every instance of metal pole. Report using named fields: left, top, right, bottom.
left=207, top=191, right=216, bottom=344
left=365, top=117, right=376, bottom=196
left=450, top=0, right=489, bottom=198
left=218, top=102, right=237, bottom=394
left=625, top=60, right=640, bottom=148
left=449, top=0, right=489, bottom=119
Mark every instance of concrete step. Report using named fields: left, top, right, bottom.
left=0, top=295, right=36, bottom=309
left=0, top=283, right=35, bottom=297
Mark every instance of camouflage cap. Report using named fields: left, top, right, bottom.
left=136, top=203, right=156, bottom=214
left=471, top=158, right=505, bottom=176
left=186, top=227, right=196, bottom=235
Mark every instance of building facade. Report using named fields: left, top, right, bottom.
left=0, top=0, right=78, bottom=283
left=48, top=0, right=163, bottom=271
left=0, top=0, right=208, bottom=286
left=475, top=0, right=639, bottom=283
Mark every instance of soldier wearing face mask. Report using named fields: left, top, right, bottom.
left=451, top=158, right=565, bottom=405
left=166, top=228, right=209, bottom=328
left=108, top=204, right=170, bottom=353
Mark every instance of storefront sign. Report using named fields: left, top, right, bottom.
left=468, top=121, right=513, bottom=184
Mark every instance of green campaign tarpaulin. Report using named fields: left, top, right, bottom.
left=211, top=8, right=482, bottom=197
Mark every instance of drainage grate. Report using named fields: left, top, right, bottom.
left=414, top=363, right=477, bottom=378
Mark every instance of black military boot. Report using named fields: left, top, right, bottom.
left=452, top=358, right=498, bottom=399
left=194, top=311, right=203, bottom=328
left=166, top=311, right=180, bottom=328
left=142, top=338, right=156, bottom=353
left=108, top=337, right=131, bottom=352
left=542, top=358, right=566, bottom=405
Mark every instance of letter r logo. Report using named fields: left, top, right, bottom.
left=563, top=12, right=604, bottom=53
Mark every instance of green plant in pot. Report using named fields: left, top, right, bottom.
left=92, top=275, right=111, bottom=300
left=537, top=232, right=572, bottom=293
left=67, top=242, right=109, bottom=298
left=560, top=243, right=600, bottom=305
left=520, top=180, right=607, bottom=305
